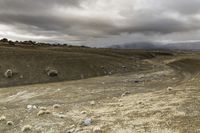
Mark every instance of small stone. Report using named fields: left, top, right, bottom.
left=33, top=105, right=37, bottom=109
left=0, top=115, right=6, bottom=121
left=20, top=75, right=24, bottom=79
left=58, top=114, right=65, bottom=118
left=66, top=128, right=75, bottom=133
left=47, top=69, right=58, bottom=77
left=27, top=105, right=33, bottom=110
left=75, top=127, right=82, bottom=132
left=121, top=91, right=131, bottom=97
left=81, top=111, right=87, bottom=114
left=122, top=66, right=126, bottom=68
left=39, top=107, right=47, bottom=110
left=167, top=87, right=173, bottom=91
left=83, top=118, right=92, bottom=126
left=22, top=125, right=32, bottom=132
left=4, top=69, right=13, bottom=78
left=90, top=101, right=95, bottom=106
left=45, top=110, right=51, bottom=114
left=93, top=126, right=101, bottom=132
left=37, top=110, right=46, bottom=116
left=53, top=104, right=61, bottom=109
left=7, top=121, right=14, bottom=126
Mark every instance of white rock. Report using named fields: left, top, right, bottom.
left=81, top=111, right=87, bottom=114
left=121, top=91, right=131, bottom=97
left=93, top=126, right=101, bottom=132
left=53, top=104, right=61, bottom=109
left=66, top=128, right=75, bottom=133
left=167, top=87, right=173, bottom=91
left=83, top=118, right=92, bottom=126
left=19, top=75, right=24, bottom=79
left=22, top=125, right=32, bottom=132
left=33, top=105, right=37, bottom=109
left=0, top=115, right=6, bottom=121
left=27, top=105, right=33, bottom=110
left=7, top=121, right=14, bottom=126
left=39, top=107, right=47, bottom=110
left=90, top=101, right=95, bottom=106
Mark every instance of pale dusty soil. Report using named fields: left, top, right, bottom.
left=0, top=54, right=200, bottom=133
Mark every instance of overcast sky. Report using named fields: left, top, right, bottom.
left=0, top=0, right=200, bottom=47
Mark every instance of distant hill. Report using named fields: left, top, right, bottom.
left=110, top=42, right=200, bottom=51
left=162, top=42, right=200, bottom=51
left=110, top=42, right=157, bottom=50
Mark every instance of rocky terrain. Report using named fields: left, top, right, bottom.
left=0, top=44, right=200, bottom=133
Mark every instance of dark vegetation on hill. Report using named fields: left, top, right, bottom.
left=0, top=38, right=89, bottom=48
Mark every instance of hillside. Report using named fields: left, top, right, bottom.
left=0, top=44, right=163, bottom=87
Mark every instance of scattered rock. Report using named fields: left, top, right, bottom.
left=37, top=110, right=46, bottom=116
left=39, top=107, right=47, bottom=110
left=58, top=114, right=65, bottom=118
left=83, top=118, right=92, bottom=126
left=53, top=104, right=61, bottom=109
left=22, top=125, right=32, bottom=132
left=100, top=66, right=105, bottom=69
left=27, top=105, right=32, bottom=110
left=0, top=115, right=6, bottom=121
left=33, top=105, right=37, bottom=109
left=167, top=87, right=173, bottom=91
left=122, top=66, right=127, bottom=69
left=4, top=69, right=13, bottom=78
left=20, top=75, right=24, bottom=79
left=81, top=111, right=87, bottom=114
left=66, top=128, right=75, bottom=133
left=45, top=110, right=51, bottom=114
left=45, top=67, right=58, bottom=77
left=47, top=69, right=58, bottom=77
left=93, top=126, right=102, bottom=133
left=90, top=101, right=96, bottom=106
left=121, top=91, right=131, bottom=97
left=74, top=127, right=83, bottom=132
left=37, top=110, right=51, bottom=116
left=7, top=121, right=14, bottom=126
left=118, top=99, right=122, bottom=102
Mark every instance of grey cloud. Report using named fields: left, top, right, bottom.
left=0, top=0, right=200, bottom=46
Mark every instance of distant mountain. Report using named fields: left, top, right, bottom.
left=110, top=42, right=200, bottom=51
left=110, top=42, right=158, bottom=50
left=162, top=42, right=200, bottom=51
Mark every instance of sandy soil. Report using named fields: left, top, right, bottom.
left=0, top=52, right=200, bottom=133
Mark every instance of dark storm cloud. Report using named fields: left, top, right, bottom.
left=0, top=0, right=200, bottom=46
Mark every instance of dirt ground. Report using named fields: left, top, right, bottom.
left=0, top=49, right=200, bottom=133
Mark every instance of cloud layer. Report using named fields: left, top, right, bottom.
left=0, top=0, right=200, bottom=47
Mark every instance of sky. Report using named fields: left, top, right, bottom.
left=0, top=0, right=200, bottom=47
